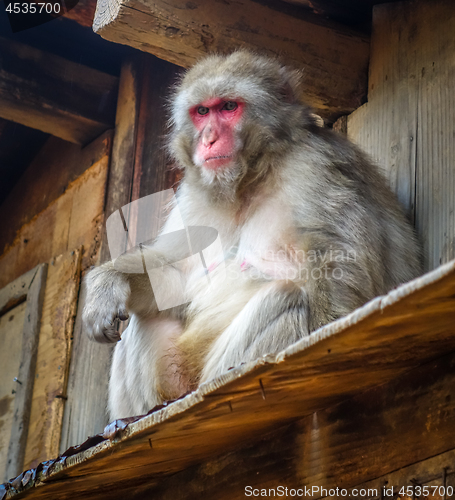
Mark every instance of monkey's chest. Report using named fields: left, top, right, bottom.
left=236, top=205, right=303, bottom=281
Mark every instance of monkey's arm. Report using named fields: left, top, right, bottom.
left=83, top=198, right=196, bottom=343
left=200, top=279, right=310, bottom=381
left=82, top=256, right=154, bottom=343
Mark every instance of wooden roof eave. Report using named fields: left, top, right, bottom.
left=3, top=257, right=455, bottom=499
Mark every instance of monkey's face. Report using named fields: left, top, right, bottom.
left=190, top=98, right=244, bottom=172
left=170, top=51, right=307, bottom=199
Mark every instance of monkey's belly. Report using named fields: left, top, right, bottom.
left=110, top=316, right=191, bottom=416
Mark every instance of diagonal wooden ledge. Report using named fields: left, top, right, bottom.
left=3, top=258, right=455, bottom=499
left=92, top=0, right=370, bottom=121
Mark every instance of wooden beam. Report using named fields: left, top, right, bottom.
left=92, top=0, right=370, bottom=121
left=3, top=257, right=455, bottom=499
left=0, top=38, right=118, bottom=145
left=132, top=353, right=455, bottom=498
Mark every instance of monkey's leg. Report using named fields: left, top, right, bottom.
left=108, top=315, right=188, bottom=419
left=200, top=280, right=309, bottom=383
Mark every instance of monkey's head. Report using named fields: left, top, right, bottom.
left=169, top=51, right=314, bottom=201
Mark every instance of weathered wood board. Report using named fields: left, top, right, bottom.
left=0, top=265, right=48, bottom=482
left=0, top=132, right=112, bottom=257
left=92, top=0, right=370, bottom=121
left=323, top=447, right=455, bottom=499
left=0, top=151, right=109, bottom=289
left=347, top=0, right=455, bottom=270
left=58, top=284, right=115, bottom=454
left=23, top=249, right=81, bottom=470
left=129, top=353, right=455, bottom=498
left=0, top=38, right=118, bottom=145
left=3, top=257, right=455, bottom=499
left=0, top=302, right=27, bottom=483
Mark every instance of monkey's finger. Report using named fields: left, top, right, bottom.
left=94, top=323, right=122, bottom=343
left=102, top=327, right=122, bottom=343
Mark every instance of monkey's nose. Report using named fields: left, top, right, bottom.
left=202, top=127, right=218, bottom=147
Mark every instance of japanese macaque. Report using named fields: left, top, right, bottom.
left=83, top=51, right=422, bottom=419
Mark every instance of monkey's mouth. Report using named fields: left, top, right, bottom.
left=203, top=155, right=233, bottom=169
left=204, top=155, right=232, bottom=162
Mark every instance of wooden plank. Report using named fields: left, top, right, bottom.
left=129, top=353, right=455, bottom=499
left=0, top=268, right=36, bottom=316
left=0, top=131, right=113, bottom=257
left=322, top=448, right=455, bottom=499
left=347, top=0, right=455, bottom=270
left=92, top=0, right=370, bottom=121
left=23, top=249, right=81, bottom=470
left=5, top=264, right=47, bottom=481
left=3, top=257, right=455, bottom=499
left=0, top=302, right=27, bottom=483
left=58, top=284, right=115, bottom=454
left=0, top=37, right=118, bottom=145
left=0, top=152, right=109, bottom=289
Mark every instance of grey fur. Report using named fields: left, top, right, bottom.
left=83, top=51, right=422, bottom=419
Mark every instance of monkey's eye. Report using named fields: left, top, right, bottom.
left=197, top=106, right=210, bottom=115
left=222, top=101, right=238, bottom=111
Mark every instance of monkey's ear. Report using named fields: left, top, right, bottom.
left=278, top=67, right=302, bottom=104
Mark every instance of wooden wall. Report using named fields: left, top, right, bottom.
left=347, top=0, right=455, bottom=271
left=0, top=131, right=111, bottom=472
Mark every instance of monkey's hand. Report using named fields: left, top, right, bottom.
left=82, top=262, right=131, bottom=344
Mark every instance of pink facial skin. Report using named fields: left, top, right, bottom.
left=190, top=98, right=244, bottom=170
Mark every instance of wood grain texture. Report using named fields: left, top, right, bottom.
left=0, top=154, right=109, bottom=289
left=347, top=0, right=455, bottom=270
left=58, top=284, right=115, bottom=453
left=0, top=37, right=118, bottom=145
left=0, top=131, right=113, bottom=257
left=99, top=56, right=143, bottom=264
left=5, top=264, right=47, bottom=481
left=92, top=0, right=369, bottom=121
left=0, top=268, right=37, bottom=316
left=23, top=249, right=82, bottom=470
left=323, top=448, right=455, bottom=499
left=131, top=353, right=455, bottom=499
left=4, top=258, right=455, bottom=499
left=0, top=302, right=27, bottom=483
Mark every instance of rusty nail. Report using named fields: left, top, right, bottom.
left=259, top=379, right=266, bottom=400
